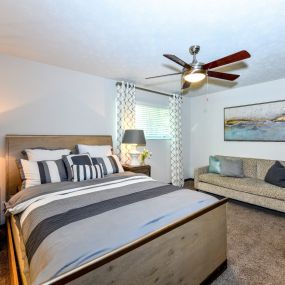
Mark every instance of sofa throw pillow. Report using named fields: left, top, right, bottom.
left=63, top=153, right=93, bottom=180
left=209, top=156, right=221, bottom=174
left=265, top=161, right=285, bottom=188
left=17, top=159, right=68, bottom=189
left=91, top=155, right=124, bottom=175
left=72, top=164, right=104, bottom=182
left=220, top=158, right=244, bottom=178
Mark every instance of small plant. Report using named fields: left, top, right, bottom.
left=140, top=149, right=152, bottom=165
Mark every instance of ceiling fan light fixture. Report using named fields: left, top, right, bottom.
left=147, top=46, right=250, bottom=90
left=184, top=69, right=206, bottom=83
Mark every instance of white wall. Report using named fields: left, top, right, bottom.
left=0, top=54, right=191, bottom=224
left=189, top=78, right=285, bottom=177
left=0, top=54, right=117, bottom=223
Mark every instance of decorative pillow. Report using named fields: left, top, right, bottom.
left=265, top=161, right=285, bottom=188
left=76, top=144, right=112, bottom=156
left=91, top=155, right=124, bottom=175
left=209, top=156, right=221, bottom=174
left=17, top=159, right=68, bottom=189
left=72, top=164, right=104, bottom=182
left=220, top=158, right=244, bottom=178
left=23, top=148, right=71, bottom=161
left=63, top=153, right=93, bottom=180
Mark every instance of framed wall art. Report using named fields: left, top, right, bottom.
left=224, top=100, right=285, bottom=142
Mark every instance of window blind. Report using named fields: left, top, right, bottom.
left=135, top=104, right=171, bottom=140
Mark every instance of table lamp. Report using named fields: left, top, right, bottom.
left=122, top=129, right=146, bottom=166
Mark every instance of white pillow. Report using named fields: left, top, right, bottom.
left=76, top=144, right=112, bottom=157
left=24, top=149, right=71, bottom=161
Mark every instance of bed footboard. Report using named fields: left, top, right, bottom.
left=48, top=199, right=227, bottom=285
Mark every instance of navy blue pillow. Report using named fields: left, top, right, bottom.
left=265, top=161, right=285, bottom=188
left=63, top=153, right=93, bottom=181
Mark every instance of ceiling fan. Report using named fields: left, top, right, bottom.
left=146, top=45, right=251, bottom=90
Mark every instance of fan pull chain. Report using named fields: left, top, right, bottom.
left=206, top=70, right=209, bottom=102
left=203, top=72, right=209, bottom=113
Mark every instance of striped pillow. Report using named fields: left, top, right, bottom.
left=91, top=155, right=124, bottom=175
left=63, top=153, right=93, bottom=181
left=17, top=159, right=68, bottom=189
left=72, top=164, right=104, bottom=182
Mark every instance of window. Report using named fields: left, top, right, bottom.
left=135, top=104, right=171, bottom=140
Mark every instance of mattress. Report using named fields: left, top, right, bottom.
left=6, top=172, right=218, bottom=285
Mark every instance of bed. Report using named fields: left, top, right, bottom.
left=6, top=135, right=227, bottom=285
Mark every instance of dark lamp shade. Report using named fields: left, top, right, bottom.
left=122, top=129, right=146, bottom=146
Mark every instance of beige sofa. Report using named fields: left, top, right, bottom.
left=194, top=156, right=285, bottom=213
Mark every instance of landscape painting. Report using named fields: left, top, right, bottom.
left=224, top=100, right=285, bottom=141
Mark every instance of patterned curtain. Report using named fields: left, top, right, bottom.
left=169, top=93, right=184, bottom=186
left=116, top=81, right=136, bottom=163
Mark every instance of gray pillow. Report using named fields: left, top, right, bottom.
left=220, top=158, right=244, bottom=177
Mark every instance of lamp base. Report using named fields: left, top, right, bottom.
left=128, top=150, right=141, bottom=166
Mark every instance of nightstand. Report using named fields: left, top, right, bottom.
left=122, top=164, right=151, bottom=177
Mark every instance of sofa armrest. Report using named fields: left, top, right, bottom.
left=194, top=166, right=209, bottom=189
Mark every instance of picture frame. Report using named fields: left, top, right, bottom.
left=224, top=100, right=285, bottom=142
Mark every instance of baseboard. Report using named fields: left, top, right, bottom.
left=200, top=259, right=227, bottom=285
left=168, top=178, right=193, bottom=185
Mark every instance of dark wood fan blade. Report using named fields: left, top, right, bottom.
left=182, top=80, right=191, bottom=89
left=207, top=71, right=240, bottom=81
left=203, top=50, right=251, bottom=70
left=163, top=54, right=192, bottom=69
left=145, top=72, right=182, bottom=79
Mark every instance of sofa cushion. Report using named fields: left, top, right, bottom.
left=198, top=173, right=285, bottom=201
left=256, top=159, right=285, bottom=180
left=265, top=161, right=285, bottom=188
left=242, top=158, right=257, bottom=178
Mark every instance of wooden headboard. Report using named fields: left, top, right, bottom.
left=6, top=135, right=113, bottom=198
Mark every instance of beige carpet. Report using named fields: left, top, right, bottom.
left=1, top=185, right=284, bottom=285
left=212, top=201, right=285, bottom=285
left=184, top=180, right=285, bottom=285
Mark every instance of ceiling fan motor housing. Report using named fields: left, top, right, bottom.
left=189, top=45, right=200, bottom=55
left=189, top=45, right=204, bottom=68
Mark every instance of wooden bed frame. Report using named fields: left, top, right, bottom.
left=6, top=135, right=228, bottom=285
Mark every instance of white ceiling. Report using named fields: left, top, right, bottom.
left=0, top=0, right=285, bottom=96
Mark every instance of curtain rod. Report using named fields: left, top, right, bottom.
left=116, top=82, right=174, bottom=97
